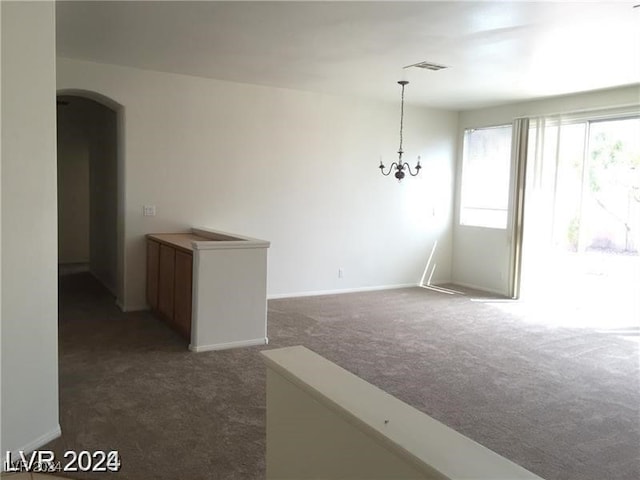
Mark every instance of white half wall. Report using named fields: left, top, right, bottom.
left=262, top=346, right=543, bottom=480
left=1, top=0, right=60, bottom=458
left=452, top=85, right=640, bottom=295
left=57, top=58, right=458, bottom=310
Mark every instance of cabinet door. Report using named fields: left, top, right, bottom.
left=158, top=244, right=175, bottom=320
left=174, top=250, right=193, bottom=340
left=146, top=239, right=160, bottom=310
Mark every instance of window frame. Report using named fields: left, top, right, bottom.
left=459, top=124, right=514, bottom=230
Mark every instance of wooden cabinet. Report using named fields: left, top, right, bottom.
left=146, top=228, right=270, bottom=352
left=146, top=235, right=194, bottom=341
left=158, top=244, right=176, bottom=320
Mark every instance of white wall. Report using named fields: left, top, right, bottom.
left=1, top=0, right=60, bottom=458
left=459, top=85, right=640, bottom=129
left=57, top=58, right=458, bottom=310
left=452, top=85, right=640, bottom=295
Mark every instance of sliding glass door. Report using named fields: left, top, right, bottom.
left=517, top=113, right=639, bottom=326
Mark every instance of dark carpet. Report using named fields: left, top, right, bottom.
left=44, top=273, right=640, bottom=479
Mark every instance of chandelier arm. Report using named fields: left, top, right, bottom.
left=403, top=162, right=422, bottom=177
left=379, top=162, right=399, bottom=176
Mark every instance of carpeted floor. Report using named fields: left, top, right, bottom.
left=43, top=273, right=640, bottom=479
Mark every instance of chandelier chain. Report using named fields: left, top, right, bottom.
left=398, top=83, right=405, bottom=154
left=378, top=79, right=420, bottom=181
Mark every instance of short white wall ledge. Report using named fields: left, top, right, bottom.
left=189, top=227, right=270, bottom=352
left=262, top=345, right=544, bottom=480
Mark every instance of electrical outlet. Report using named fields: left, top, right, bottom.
left=143, top=205, right=156, bottom=217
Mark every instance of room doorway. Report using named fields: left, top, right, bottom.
left=519, top=115, right=640, bottom=329
left=56, top=94, right=122, bottom=301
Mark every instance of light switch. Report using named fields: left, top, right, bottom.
left=143, top=205, right=156, bottom=217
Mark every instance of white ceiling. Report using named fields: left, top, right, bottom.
left=56, top=1, right=640, bottom=110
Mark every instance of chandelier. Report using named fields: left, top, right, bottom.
left=379, top=80, right=421, bottom=181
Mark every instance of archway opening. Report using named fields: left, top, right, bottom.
left=56, top=92, right=123, bottom=305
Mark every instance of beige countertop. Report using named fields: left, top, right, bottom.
left=147, top=233, right=210, bottom=252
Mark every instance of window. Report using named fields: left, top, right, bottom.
left=460, top=125, right=513, bottom=228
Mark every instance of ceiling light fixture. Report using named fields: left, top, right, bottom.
left=379, top=80, right=421, bottom=181
left=406, top=61, right=448, bottom=71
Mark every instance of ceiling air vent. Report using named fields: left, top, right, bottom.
left=406, top=61, right=448, bottom=71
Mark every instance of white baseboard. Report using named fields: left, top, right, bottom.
left=267, top=283, right=418, bottom=300
left=117, top=301, right=149, bottom=312
left=118, top=284, right=422, bottom=310
left=4, top=425, right=62, bottom=471
left=189, top=337, right=268, bottom=353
